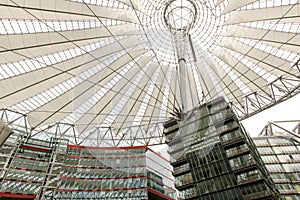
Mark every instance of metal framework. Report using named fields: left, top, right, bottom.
left=0, top=0, right=299, bottom=145
left=232, top=74, right=300, bottom=120
left=259, top=120, right=300, bottom=140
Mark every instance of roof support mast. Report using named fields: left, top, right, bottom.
left=178, top=57, right=189, bottom=115
left=164, top=0, right=197, bottom=118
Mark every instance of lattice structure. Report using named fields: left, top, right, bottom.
left=259, top=120, right=300, bottom=139
left=0, top=0, right=299, bottom=145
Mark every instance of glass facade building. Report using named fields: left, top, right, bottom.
left=0, top=119, right=175, bottom=200
left=254, top=135, right=300, bottom=200
left=164, top=97, right=280, bottom=200
left=57, top=145, right=175, bottom=199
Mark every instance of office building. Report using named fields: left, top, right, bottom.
left=253, top=121, right=300, bottom=200
left=164, top=97, right=280, bottom=199
left=0, top=114, right=175, bottom=199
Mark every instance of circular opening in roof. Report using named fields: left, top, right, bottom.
left=164, top=0, right=197, bottom=31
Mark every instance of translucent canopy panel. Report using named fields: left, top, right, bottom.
left=0, top=0, right=299, bottom=146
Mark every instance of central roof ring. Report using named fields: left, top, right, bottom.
left=163, top=0, right=197, bottom=31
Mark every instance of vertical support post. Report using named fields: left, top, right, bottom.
left=179, top=58, right=188, bottom=117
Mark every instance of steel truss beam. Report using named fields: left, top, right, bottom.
left=77, top=123, right=165, bottom=147
left=259, top=120, right=300, bottom=140
left=231, top=75, right=300, bottom=120
left=0, top=109, right=165, bottom=147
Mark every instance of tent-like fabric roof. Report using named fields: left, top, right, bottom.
left=0, top=0, right=299, bottom=146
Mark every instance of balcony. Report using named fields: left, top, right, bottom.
left=173, top=167, right=190, bottom=176
left=175, top=174, right=194, bottom=188
left=184, top=191, right=198, bottom=199
left=231, top=160, right=255, bottom=172
left=226, top=147, right=249, bottom=158
left=237, top=174, right=262, bottom=185
left=279, top=189, right=299, bottom=195
left=221, top=135, right=244, bottom=147
left=243, top=191, right=272, bottom=199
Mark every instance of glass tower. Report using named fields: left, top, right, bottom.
left=164, top=97, right=280, bottom=200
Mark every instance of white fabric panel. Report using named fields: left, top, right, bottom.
left=27, top=89, right=74, bottom=128
left=140, top=66, right=167, bottom=123
left=80, top=56, right=154, bottom=128
left=261, top=40, right=300, bottom=54
left=222, top=76, right=244, bottom=105
left=223, top=26, right=300, bottom=56
left=195, top=61, right=220, bottom=101
left=145, top=86, right=164, bottom=124
left=0, top=24, right=137, bottom=52
left=1, top=0, right=139, bottom=23
left=76, top=67, right=142, bottom=133
left=150, top=88, right=164, bottom=123
left=0, top=38, right=102, bottom=65
left=120, top=67, right=160, bottom=127
left=113, top=86, right=148, bottom=131
left=164, top=68, right=178, bottom=112
left=115, top=86, right=149, bottom=125
left=220, top=38, right=296, bottom=76
left=152, top=65, right=169, bottom=106
left=89, top=36, right=144, bottom=60
left=74, top=47, right=152, bottom=111
left=71, top=53, right=155, bottom=120
left=0, top=5, right=93, bottom=21
left=1, top=34, right=142, bottom=66
left=132, top=66, right=167, bottom=125
left=116, top=0, right=145, bottom=12
left=222, top=0, right=259, bottom=14
left=218, top=69, right=244, bottom=105
left=202, top=55, right=226, bottom=98
left=0, top=37, right=143, bottom=107
left=267, top=17, right=300, bottom=24
left=186, top=66, right=199, bottom=110
left=223, top=87, right=242, bottom=107
left=158, top=67, right=177, bottom=120
left=223, top=26, right=300, bottom=47
left=216, top=0, right=225, bottom=7
left=91, top=50, right=150, bottom=89
left=110, top=67, right=155, bottom=124
left=170, top=68, right=182, bottom=111
left=140, top=67, right=169, bottom=126
left=0, top=39, right=125, bottom=106
left=27, top=50, right=148, bottom=128
left=0, top=67, right=67, bottom=108
left=93, top=63, right=156, bottom=121
left=156, top=67, right=174, bottom=123
left=225, top=4, right=300, bottom=25
left=205, top=57, right=244, bottom=105
left=194, top=66, right=210, bottom=101
left=213, top=49, right=270, bottom=94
